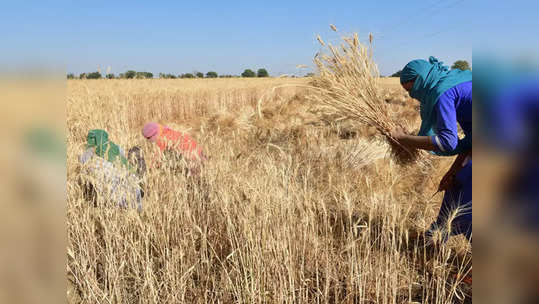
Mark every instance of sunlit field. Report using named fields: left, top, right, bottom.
left=67, top=77, right=471, bottom=303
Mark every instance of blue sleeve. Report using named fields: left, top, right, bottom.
left=488, top=81, right=538, bottom=153
left=430, top=88, right=459, bottom=153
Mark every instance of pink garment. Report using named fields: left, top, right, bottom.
left=142, top=122, right=161, bottom=142
left=155, top=127, right=204, bottom=160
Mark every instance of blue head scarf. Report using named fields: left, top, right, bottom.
left=400, top=56, right=472, bottom=156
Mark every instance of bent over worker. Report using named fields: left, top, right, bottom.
left=141, top=122, right=207, bottom=175
left=80, top=129, right=145, bottom=211
left=391, top=57, right=472, bottom=242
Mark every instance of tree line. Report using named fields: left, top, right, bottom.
left=67, top=68, right=270, bottom=79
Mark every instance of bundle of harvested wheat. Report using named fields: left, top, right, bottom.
left=308, top=26, right=420, bottom=165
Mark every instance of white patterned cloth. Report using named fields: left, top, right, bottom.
left=80, top=148, right=143, bottom=212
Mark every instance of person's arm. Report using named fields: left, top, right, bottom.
left=390, top=131, right=437, bottom=151
left=439, top=148, right=471, bottom=191
left=128, top=146, right=147, bottom=177
left=446, top=149, right=471, bottom=176
left=392, top=88, right=460, bottom=152
left=430, top=89, right=460, bottom=153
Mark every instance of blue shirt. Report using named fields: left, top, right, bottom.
left=430, top=81, right=472, bottom=153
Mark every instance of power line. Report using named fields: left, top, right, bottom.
left=374, top=0, right=468, bottom=49
left=381, top=21, right=462, bottom=51
left=379, top=0, right=451, bottom=33
left=379, top=0, right=466, bottom=37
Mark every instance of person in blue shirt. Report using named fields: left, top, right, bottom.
left=391, top=57, right=472, bottom=243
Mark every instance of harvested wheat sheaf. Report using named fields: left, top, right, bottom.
left=308, top=28, right=421, bottom=165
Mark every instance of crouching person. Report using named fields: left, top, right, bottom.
left=79, top=129, right=146, bottom=212
left=141, top=122, right=207, bottom=175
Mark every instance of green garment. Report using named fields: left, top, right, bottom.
left=86, top=129, right=128, bottom=167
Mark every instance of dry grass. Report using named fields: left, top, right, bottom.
left=308, top=31, right=422, bottom=165
left=67, top=78, right=471, bottom=303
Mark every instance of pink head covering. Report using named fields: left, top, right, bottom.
left=142, top=122, right=161, bottom=142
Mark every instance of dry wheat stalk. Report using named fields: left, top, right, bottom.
left=308, top=28, right=420, bottom=165
left=66, top=78, right=469, bottom=303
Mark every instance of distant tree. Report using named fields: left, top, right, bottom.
left=195, top=72, right=204, bottom=78
left=135, top=71, right=153, bottom=79
left=241, top=69, right=256, bottom=77
left=118, top=73, right=125, bottom=78
left=159, top=73, right=177, bottom=79
left=451, top=60, right=471, bottom=71
left=67, top=73, right=75, bottom=79
left=390, top=70, right=402, bottom=77
left=86, top=71, right=102, bottom=79
left=304, top=72, right=315, bottom=77
left=205, top=71, right=218, bottom=78
left=125, top=70, right=137, bottom=79
left=256, top=68, right=269, bottom=77
left=183, top=73, right=195, bottom=78
left=106, top=73, right=115, bottom=79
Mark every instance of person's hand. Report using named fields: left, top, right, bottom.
left=438, top=169, right=457, bottom=191
left=390, top=127, right=407, bottom=141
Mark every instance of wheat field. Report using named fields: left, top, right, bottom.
left=67, top=77, right=471, bottom=303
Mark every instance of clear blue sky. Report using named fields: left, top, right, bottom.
left=2, top=0, right=532, bottom=77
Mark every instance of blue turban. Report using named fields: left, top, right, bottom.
left=400, top=56, right=472, bottom=156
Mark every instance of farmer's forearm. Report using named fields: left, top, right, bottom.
left=449, top=149, right=472, bottom=172
left=398, top=134, right=437, bottom=151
